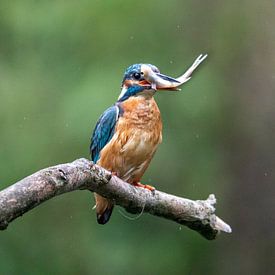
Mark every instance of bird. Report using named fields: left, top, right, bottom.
left=90, top=54, right=207, bottom=224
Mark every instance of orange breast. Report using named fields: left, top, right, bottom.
left=98, top=95, right=162, bottom=183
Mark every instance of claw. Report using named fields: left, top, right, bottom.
left=133, top=182, right=156, bottom=192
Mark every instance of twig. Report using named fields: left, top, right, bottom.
left=0, top=158, right=231, bottom=240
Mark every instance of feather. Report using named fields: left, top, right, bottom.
left=90, top=105, right=121, bottom=163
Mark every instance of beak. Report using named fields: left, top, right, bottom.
left=144, top=54, right=207, bottom=91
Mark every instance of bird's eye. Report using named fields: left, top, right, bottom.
left=133, top=72, right=141, bottom=80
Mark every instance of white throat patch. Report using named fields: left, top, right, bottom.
left=118, top=85, right=128, bottom=101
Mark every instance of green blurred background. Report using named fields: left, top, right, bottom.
left=0, top=0, right=274, bottom=274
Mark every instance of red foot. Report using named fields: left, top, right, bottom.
left=111, top=171, right=119, bottom=177
left=133, top=182, right=155, bottom=192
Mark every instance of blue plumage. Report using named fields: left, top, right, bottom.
left=90, top=105, right=120, bottom=163
left=117, top=85, right=145, bottom=102
left=122, top=64, right=141, bottom=82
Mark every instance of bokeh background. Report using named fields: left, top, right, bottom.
left=0, top=1, right=274, bottom=274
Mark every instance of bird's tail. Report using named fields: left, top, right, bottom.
left=94, top=193, right=114, bottom=224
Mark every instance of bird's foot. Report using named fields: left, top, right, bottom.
left=111, top=171, right=119, bottom=177
left=133, top=182, right=155, bottom=192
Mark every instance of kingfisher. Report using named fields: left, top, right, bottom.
left=90, top=54, right=207, bottom=224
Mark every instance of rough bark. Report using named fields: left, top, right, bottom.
left=0, top=158, right=231, bottom=240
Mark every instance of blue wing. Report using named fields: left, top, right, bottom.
left=90, top=105, right=121, bottom=163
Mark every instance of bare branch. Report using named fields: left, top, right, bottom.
left=0, top=158, right=231, bottom=240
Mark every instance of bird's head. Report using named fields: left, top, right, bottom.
left=117, top=63, right=181, bottom=102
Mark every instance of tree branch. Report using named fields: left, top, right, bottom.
left=0, top=158, right=231, bottom=240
